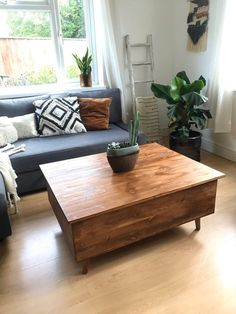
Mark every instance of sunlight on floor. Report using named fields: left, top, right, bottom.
left=216, top=233, right=236, bottom=289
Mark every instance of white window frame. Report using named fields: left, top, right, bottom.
left=0, top=0, right=99, bottom=96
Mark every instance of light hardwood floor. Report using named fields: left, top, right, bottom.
left=0, top=150, right=236, bottom=314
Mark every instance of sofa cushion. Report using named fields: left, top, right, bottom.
left=0, top=117, right=18, bottom=147
left=10, top=124, right=132, bottom=173
left=79, top=97, right=112, bottom=130
left=34, top=97, right=86, bottom=135
left=0, top=95, right=49, bottom=117
left=69, top=88, right=122, bottom=123
left=10, top=113, right=38, bottom=139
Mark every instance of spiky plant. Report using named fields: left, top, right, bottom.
left=129, top=111, right=140, bottom=146
left=107, top=111, right=140, bottom=150
left=72, top=48, right=92, bottom=75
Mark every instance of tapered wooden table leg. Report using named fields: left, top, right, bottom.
left=81, top=259, right=89, bottom=274
left=195, top=218, right=201, bottom=231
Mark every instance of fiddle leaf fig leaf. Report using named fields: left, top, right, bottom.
left=202, top=109, right=212, bottom=119
left=151, top=83, right=176, bottom=104
left=170, top=77, right=186, bottom=101
left=182, top=92, right=208, bottom=107
left=199, top=75, right=206, bottom=86
left=189, top=80, right=205, bottom=93
left=167, top=105, right=177, bottom=120
left=191, top=115, right=206, bottom=129
left=176, top=71, right=190, bottom=84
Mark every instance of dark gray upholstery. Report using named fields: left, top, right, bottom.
left=0, top=95, right=48, bottom=117
left=11, top=123, right=145, bottom=174
left=0, top=173, right=12, bottom=239
left=0, top=88, right=146, bottom=195
left=15, top=170, right=46, bottom=195
left=0, top=88, right=121, bottom=122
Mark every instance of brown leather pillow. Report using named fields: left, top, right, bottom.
left=78, top=98, right=112, bottom=130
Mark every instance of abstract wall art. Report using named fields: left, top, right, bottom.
left=187, top=0, right=209, bottom=52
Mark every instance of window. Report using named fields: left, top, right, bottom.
left=0, top=0, right=97, bottom=90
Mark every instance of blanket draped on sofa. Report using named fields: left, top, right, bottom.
left=0, top=152, right=20, bottom=212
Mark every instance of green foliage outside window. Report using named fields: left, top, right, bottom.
left=66, top=65, right=80, bottom=78
left=1, top=65, right=81, bottom=87
left=7, top=12, right=51, bottom=37
left=60, top=0, right=85, bottom=38
left=1, top=65, right=56, bottom=86
left=26, top=65, right=57, bottom=85
left=7, top=0, right=85, bottom=39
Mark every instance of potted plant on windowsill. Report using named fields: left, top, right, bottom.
left=151, top=71, right=212, bottom=161
left=107, top=111, right=140, bottom=172
left=72, top=48, right=92, bottom=87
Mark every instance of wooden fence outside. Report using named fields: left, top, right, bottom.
left=0, top=37, right=87, bottom=77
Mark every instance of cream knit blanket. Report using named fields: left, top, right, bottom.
left=0, top=144, right=25, bottom=213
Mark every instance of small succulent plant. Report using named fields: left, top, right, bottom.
left=107, top=142, right=130, bottom=150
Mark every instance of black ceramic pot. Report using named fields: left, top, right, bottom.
left=107, top=144, right=139, bottom=172
left=107, top=151, right=139, bottom=173
left=169, top=131, right=202, bottom=162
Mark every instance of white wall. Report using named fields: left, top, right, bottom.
left=113, top=0, right=236, bottom=161
left=112, top=0, right=173, bottom=128
left=171, top=0, right=236, bottom=161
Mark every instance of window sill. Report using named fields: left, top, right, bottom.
left=0, top=82, right=106, bottom=99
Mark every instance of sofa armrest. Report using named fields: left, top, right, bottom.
left=0, top=172, right=12, bottom=239
left=115, top=121, right=146, bottom=145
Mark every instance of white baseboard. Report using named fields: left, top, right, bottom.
left=202, top=137, right=236, bottom=162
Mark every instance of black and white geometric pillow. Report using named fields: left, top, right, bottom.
left=33, top=97, right=86, bottom=136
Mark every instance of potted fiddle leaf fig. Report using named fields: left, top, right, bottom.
left=151, top=71, right=212, bottom=161
left=72, top=48, right=92, bottom=87
left=107, top=111, right=140, bottom=172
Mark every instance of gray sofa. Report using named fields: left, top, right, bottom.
left=0, top=88, right=145, bottom=196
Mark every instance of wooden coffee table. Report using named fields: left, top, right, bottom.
left=40, top=143, right=225, bottom=274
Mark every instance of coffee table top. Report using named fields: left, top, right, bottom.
left=40, top=143, right=225, bottom=223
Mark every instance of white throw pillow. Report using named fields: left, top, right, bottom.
left=10, top=113, right=38, bottom=139
left=0, top=117, right=18, bottom=147
left=34, top=97, right=87, bottom=136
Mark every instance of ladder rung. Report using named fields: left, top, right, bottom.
left=134, top=80, right=154, bottom=84
left=132, top=62, right=152, bottom=66
left=130, top=43, right=151, bottom=48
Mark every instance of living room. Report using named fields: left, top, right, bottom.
left=0, top=0, right=236, bottom=313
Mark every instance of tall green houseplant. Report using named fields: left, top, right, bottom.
left=151, top=71, right=212, bottom=140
